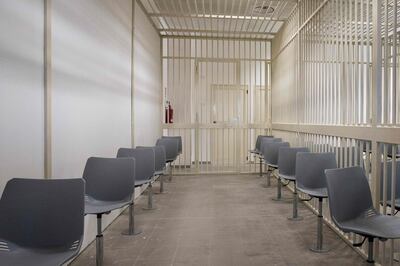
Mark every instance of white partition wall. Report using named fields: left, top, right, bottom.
left=0, top=0, right=162, bottom=255
left=0, top=1, right=45, bottom=193
left=51, top=0, right=133, bottom=250
left=134, top=2, right=162, bottom=146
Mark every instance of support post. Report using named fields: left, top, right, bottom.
left=143, top=182, right=156, bottom=210
left=310, top=197, right=328, bottom=253
left=122, top=202, right=142, bottom=236
left=367, top=237, right=374, bottom=263
left=288, top=183, right=303, bottom=221
left=96, top=214, right=103, bottom=266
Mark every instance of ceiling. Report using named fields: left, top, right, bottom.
left=139, top=0, right=298, bottom=40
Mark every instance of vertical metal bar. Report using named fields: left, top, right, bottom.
left=44, top=0, right=52, bottom=179
left=392, top=0, right=398, bottom=124
left=384, top=0, right=389, bottom=125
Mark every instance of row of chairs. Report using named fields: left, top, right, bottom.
left=253, top=135, right=400, bottom=263
left=0, top=136, right=182, bottom=266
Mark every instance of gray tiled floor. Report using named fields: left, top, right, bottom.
left=71, top=174, right=368, bottom=266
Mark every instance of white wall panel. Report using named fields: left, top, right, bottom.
left=52, top=0, right=132, bottom=250
left=0, top=0, right=44, bottom=193
left=134, top=4, right=162, bottom=146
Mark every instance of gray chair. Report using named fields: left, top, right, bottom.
left=137, top=145, right=167, bottom=193
left=0, top=178, right=84, bottom=266
left=117, top=148, right=156, bottom=210
left=380, top=160, right=400, bottom=212
left=278, top=147, right=310, bottom=220
left=156, top=138, right=179, bottom=182
left=162, top=136, right=182, bottom=155
left=259, top=137, right=282, bottom=186
left=325, top=166, right=400, bottom=263
left=262, top=142, right=290, bottom=200
left=83, top=157, right=136, bottom=266
left=296, top=152, right=337, bottom=253
left=250, top=135, right=274, bottom=177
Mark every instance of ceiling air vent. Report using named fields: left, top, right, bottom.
left=253, top=5, right=275, bottom=15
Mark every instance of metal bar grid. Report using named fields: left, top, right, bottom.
left=139, top=0, right=297, bottom=39
left=162, top=37, right=271, bottom=174
left=271, top=0, right=400, bottom=264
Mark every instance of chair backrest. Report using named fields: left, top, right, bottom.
left=156, top=138, right=179, bottom=161
left=255, top=135, right=274, bottom=151
left=0, top=178, right=84, bottom=249
left=162, top=136, right=182, bottom=154
left=380, top=160, right=400, bottom=201
left=83, top=157, right=135, bottom=202
left=295, top=152, right=337, bottom=190
left=117, top=148, right=155, bottom=182
left=260, top=138, right=282, bottom=155
left=325, top=166, right=374, bottom=226
left=278, top=147, right=310, bottom=176
left=262, top=142, right=290, bottom=165
left=137, top=145, right=166, bottom=172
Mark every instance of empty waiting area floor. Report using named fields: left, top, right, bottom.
left=72, top=174, right=367, bottom=266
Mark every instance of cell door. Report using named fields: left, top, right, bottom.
left=194, top=60, right=247, bottom=172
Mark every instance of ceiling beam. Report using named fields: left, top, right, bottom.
left=148, top=12, right=287, bottom=22
left=159, top=28, right=276, bottom=37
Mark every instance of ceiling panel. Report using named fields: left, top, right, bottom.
left=139, top=0, right=297, bottom=39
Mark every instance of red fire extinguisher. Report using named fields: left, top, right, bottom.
left=165, top=101, right=174, bottom=123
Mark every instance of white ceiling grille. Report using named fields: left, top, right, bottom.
left=138, top=0, right=298, bottom=40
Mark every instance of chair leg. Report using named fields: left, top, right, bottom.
left=259, top=157, right=263, bottom=177
left=169, top=162, right=173, bottom=182
left=267, top=166, right=271, bottom=187
left=310, top=197, right=329, bottom=253
left=261, top=166, right=271, bottom=188
left=288, top=184, right=303, bottom=221
left=96, top=214, right=103, bottom=266
left=367, top=237, right=374, bottom=263
left=160, top=174, right=164, bottom=193
left=143, top=183, right=156, bottom=210
left=122, top=202, right=142, bottom=236
left=272, top=176, right=283, bottom=201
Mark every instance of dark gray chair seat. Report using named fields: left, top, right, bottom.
left=84, top=196, right=132, bottom=215
left=340, top=213, right=400, bottom=239
left=117, top=148, right=155, bottom=187
left=325, top=166, right=400, bottom=263
left=155, top=170, right=165, bottom=176
left=251, top=135, right=274, bottom=153
left=0, top=178, right=84, bottom=266
left=156, top=138, right=179, bottom=182
left=83, top=157, right=136, bottom=265
left=156, top=138, right=179, bottom=162
left=0, top=245, right=80, bottom=266
left=298, top=187, right=327, bottom=199
left=249, top=149, right=260, bottom=155
left=259, top=137, right=282, bottom=184
left=134, top=179, right=150, bottom=187
left=135, top=145, right=167, bottom=193
left=296, top=152, right=336, bottom=199
left=296, top=152, right=337, bottom=253
left=162, top=136, right=182, bottom=154
left=117, top=148, right=156, bottom=210
left=278, top=147, right=310, bottom=220
left=262, top=141, right=290, bottom=200
left=279, top=173, right=296, bottom=181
